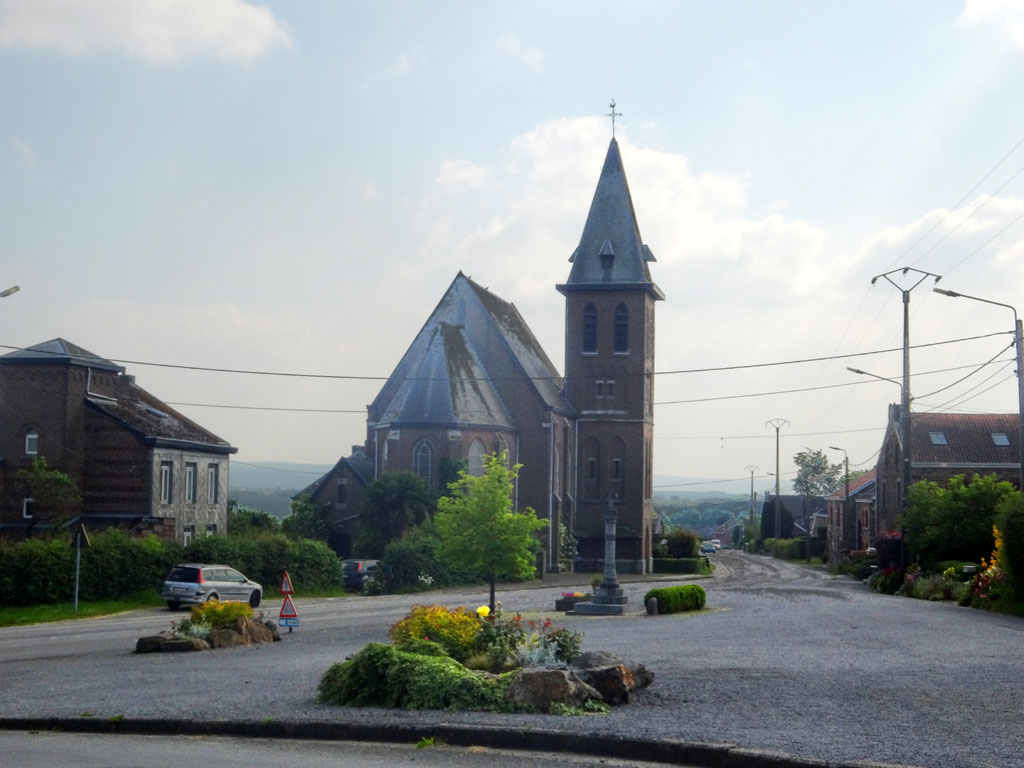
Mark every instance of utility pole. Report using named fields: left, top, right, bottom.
left=745, top=465, right=758, bottom=526
left=871, top=268, right=941, bottom=509
left=766, top=419, right=789, bottom=544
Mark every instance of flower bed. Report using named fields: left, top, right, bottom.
left=555, top=591, right=591, bottom=611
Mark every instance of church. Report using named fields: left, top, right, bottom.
left=303, top=137, right=664, bottom=573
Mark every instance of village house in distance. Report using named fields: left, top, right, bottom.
left=304, top=138, right=664, bottom=572
left=0, top=339, right=236, bottom=542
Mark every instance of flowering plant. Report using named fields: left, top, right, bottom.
left=561, top=591, right=586, bottom=598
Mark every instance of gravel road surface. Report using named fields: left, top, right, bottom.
left=2, top=552, right=1022, bottom=768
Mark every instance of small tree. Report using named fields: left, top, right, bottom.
left=435, top=452, right=547, bottom=613
left=792, top=448, right=843, bottom=497
left=16, top=456, right=81, bottom=529
left=664, top=527, right=699, bottom=558
left=355, top=472, right=433, bottom=557
left=227, top=502, right=281, bottom=537
left=281, top=494, right=330, bottom=541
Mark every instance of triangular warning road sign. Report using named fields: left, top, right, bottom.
left=279, top=594, right=298, bottom=619
left=279, top=571, right=293, bottom=594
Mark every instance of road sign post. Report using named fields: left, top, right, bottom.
left=71, top=524, right=90, bottom=614
left=279, top=593, right=298, bottom=632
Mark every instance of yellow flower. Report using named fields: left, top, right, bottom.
left=476, top=605, right=490, bottom=618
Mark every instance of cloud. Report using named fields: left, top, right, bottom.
left=960, top=0, right=1024, bottom=49
left=351, top=176, right=378, bottom=200
left=364, top=47, right=424, bottom=89
left=0, top=0, right=291, bottom=62
left=435, top=159, right=490, bottom=191
left=496, top=35, right=543, bottom=73
left=10, top=136, right=36, bottom=168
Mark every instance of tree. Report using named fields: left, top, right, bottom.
left=227, top=501, right=281, bottom=537
left=435, top=452, right=547, bottom=613
left=792, top=448, right=843, bottom=497
left=281, top=494, right=330, bottom=541
left=901, top=474, right=1017, bottom=566
left=355, top=472, right=433, bottom=557
left=16, top=456, right=80, bottom=529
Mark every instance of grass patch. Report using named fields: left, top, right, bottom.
left=292, top=586, right=348, bottom=599
left=0, top=591, right=164, bottom=627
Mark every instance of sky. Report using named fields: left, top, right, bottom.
left=4, top=0, right=1024, bottom=497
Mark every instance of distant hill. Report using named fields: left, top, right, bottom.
left=229, top=461, right=332, bottom=492
left=653, top=475, right=773, bottom=501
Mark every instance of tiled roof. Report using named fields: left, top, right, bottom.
left=557, top=139, right=664, bottom=300
left=0, top=338, right=124, bottom=372
left=370, top=273, right=572, bottom=428
left=826, top=468, right=877, bottom=501
left=910, top=413, right=1019, bottom=465
left=86, top=380, right=235, bottom=453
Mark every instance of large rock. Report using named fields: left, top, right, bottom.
left=232, top=616, right=274, bottom=644
left=576, top=664, right=635, bottom=705
left=572, top=651, right=655, bottom=693
left=505, top=667, right=602, bottom=712
left=159, top=637, right=210, bottom=652
left=207, top=628, right=248, bottom=648
left=135, top=632, right=176, bottom=654
left=263, top=619, right=282, bottom=642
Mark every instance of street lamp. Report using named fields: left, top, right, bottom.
left=934, top=287, right=1024, bottom=491
left=829, top=446, right=851, bottom=554
left=0, top=285, right=19, bottom=298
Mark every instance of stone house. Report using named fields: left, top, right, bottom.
left=0, top=339, right=236, bottom=543
left=826, top=468, right=877, bottom=562
left=874, top=408, right=1020, bottom=536
left=308, top=139, right=663, bottom=572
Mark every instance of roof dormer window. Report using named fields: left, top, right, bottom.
left=928, top=432, right=947, bottom=445
left=992, top=432, right=1010, bottom=446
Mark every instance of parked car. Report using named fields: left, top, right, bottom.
left=700, top=541, right=716, bottom=554
left=161, top=563, right=262, bottom=610
left=342, top=559, right=380, bottom=590
left=710, top=539, right=722, bottom=550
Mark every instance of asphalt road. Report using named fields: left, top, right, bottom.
left=2, top=552, right=1023, bottom=768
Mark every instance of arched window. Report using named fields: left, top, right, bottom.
left=468, top=439, right=486, bottom=477
left=582, top=304, right=597, bottom=353
left=24, top=429, right=38, bottom=456
left=413, top=440, right=434, bottom=488
left=614, top=303, right=628, bottom=353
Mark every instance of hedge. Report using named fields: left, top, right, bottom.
left=651, top=557, right=712, bottom=575
left=0, top=531, right=342, bottom=606
left=643, top=584, right=706, bottom=614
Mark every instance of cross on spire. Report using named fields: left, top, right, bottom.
left=607, top=99, right=621, bottom=138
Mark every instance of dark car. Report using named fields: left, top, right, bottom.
left=342, top=559, right=380, bottom=590
left=161, top=563, right=262, bottom=610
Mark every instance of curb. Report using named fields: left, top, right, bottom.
left=0, top=717, right=925, bottom=768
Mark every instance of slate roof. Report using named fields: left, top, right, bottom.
left=86, top=381, right=236, bottom=453
left=909, top=412, right=1019, bottom=466
left=370, top=273, right=571, bottom=429
left=557, top=139, right=664, bottom=300
left=0, top=338, right=124, bottom=372
left=826, top=468, right=877, bottom=501
left=295, top=455, right=375, bottom=500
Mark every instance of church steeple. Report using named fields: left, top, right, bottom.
left=558, top=139, right=664, bottom=299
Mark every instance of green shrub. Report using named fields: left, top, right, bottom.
left=996, top=494, right=1024, bottom=596
left=869, top=567, right=905, bottom=595
left=317, top=642, right=512, bottom=711
left=664, top=528, right=699, bottom=558
left=189, top=599, right=253, bottom=629
left=183, top=534, right=341, bottom=592
left=389, top=605, right=481, bottom=661
left=393, top=638, right=449, bottom=657
left=643, top=584, right=706, bottom=614
left=651, top=557, right=712, bottom=575
left=372, top=522, right=448, bottom=594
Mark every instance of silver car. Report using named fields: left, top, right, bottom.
left=161, top=563, right=262, bottom=610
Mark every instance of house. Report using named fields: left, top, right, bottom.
left=761, top=493, right=828, bottom=554
left=293, top=447, right=374, bottom=556
left=309, top=138, right=663, bottom=572
left=825, top=468, right=877, bottom=562
left=0, top=338, right=236, bottom=542
left=875, top=408, right=1020, bottom=535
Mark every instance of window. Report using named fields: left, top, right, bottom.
left=22, top=497, right=33, bottom=519
left=614, top=303, right=628, bottom=353
left=612, top=457, right=622, bottom=481
left=206, top=523, right=217, bottom=536
left=468, top=439, right=486, bottom=477
left=336, top=479, right=347, bottom=505
left=183, top=523, right=195, bottom=547
left=413, top=440, right=434, bottom=488
left=160, top=461, right=173, bottom=504
left=992, top=433, right=1011, bottom=446
left=24, top=430, right=38, bottom=456
left=582, top=304, right=597, bottom=353
left=928, top=432, right=948, bottom=445
left=207, top=464, right=219, bottom=504
left=185, top=463, right=197, bottom=504
left=595, top=380, right=604, bottom=398
left=606, top=380, right=615, bottom=400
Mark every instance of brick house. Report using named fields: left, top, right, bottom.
left=309, top=138, right=663, bottom=572
left=826, top=468, right=876, bottom=562
left=875, top=408, right=1020, bottom=536
left=0, top=339, right=236, bottom=542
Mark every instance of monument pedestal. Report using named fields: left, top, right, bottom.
left=568, top=584, right=628, bottom=615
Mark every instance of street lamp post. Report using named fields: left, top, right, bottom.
left=766, top=419, right=789, bottom=545
left=934, top=287, right=1024, bottom=491
left=829, top=446, right=850, bottom=556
